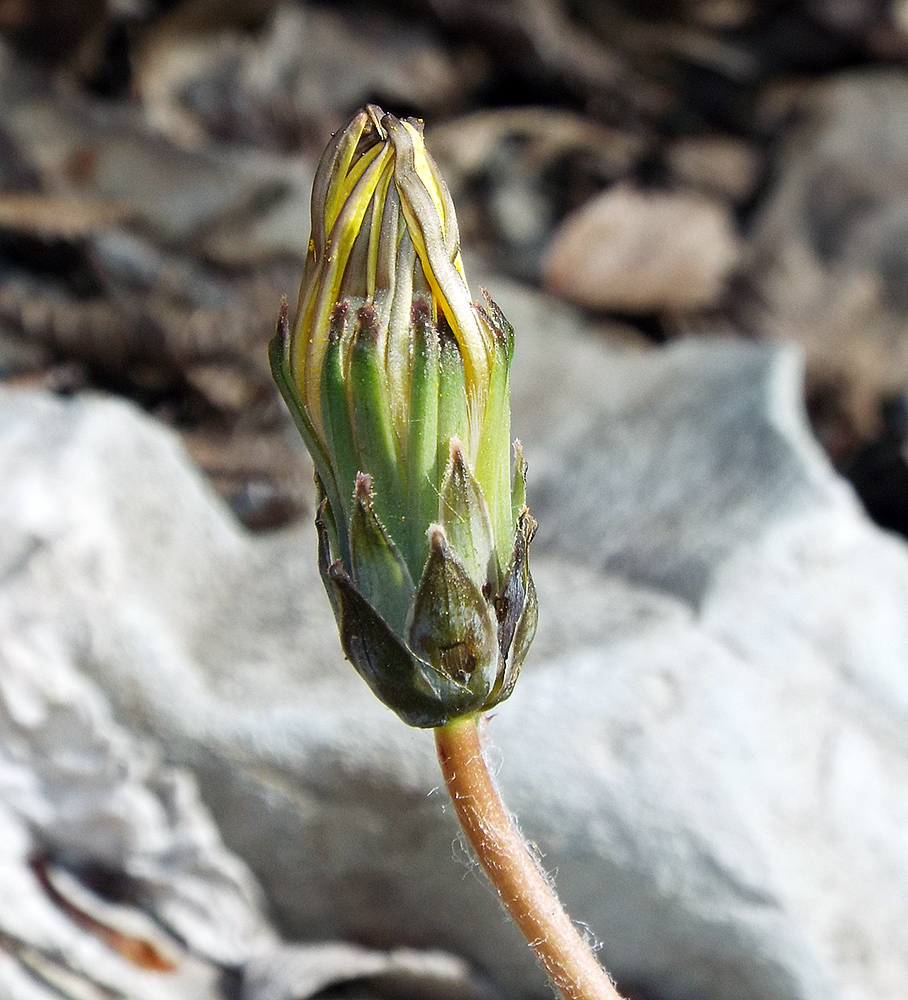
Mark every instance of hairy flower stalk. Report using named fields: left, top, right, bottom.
left=272, top=107, right=623, bottom=1000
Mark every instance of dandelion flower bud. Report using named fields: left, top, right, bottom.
left=271, top=106, right=536, bottom=728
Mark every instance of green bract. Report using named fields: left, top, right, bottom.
left=271, top=105, right=536, bottom=728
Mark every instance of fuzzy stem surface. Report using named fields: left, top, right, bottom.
left=434, top=715, right=624, bottom=1000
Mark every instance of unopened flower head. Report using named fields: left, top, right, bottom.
left=271, top=106, right=536, bottom=728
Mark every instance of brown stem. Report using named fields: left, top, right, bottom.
left=434, top=715, right=624, bottom=1000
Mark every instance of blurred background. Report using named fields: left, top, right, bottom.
left=2, top=3, right=908, bottom=1000
left=4, top=0, right=908, bottom=536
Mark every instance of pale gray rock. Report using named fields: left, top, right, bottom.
left=0, top=278, right=907, bottom=1000
left=0, top=593, right=268, bottom=998
left=0, top=396, right=483, bottom=995
left=543, top=186, right=741, bottom=313
left=243, top=943, right=490, bottom=1000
